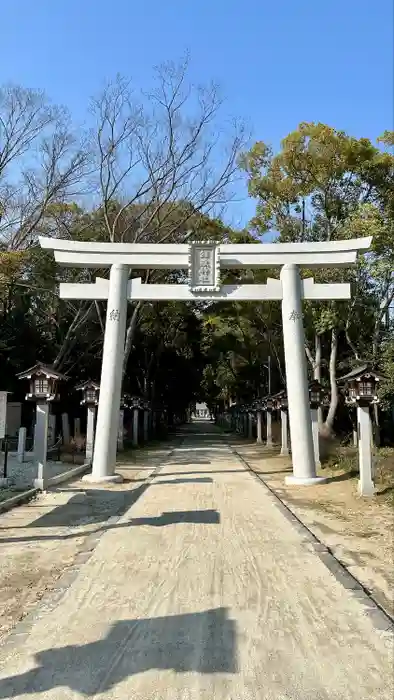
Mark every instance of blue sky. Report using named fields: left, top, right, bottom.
left=1, top=1, right=392, bottom=227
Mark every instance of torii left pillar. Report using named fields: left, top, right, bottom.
left=83, top=264, right=129, bottom=483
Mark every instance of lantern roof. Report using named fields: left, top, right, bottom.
left=17, top=363, right=69, bottom=381
left=75, top=379, right=100, bottom=391
left=338, top=364, right=384, bottom=383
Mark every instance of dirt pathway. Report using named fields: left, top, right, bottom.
left=232, top=440, right=394, bottom=618
left=0, top=425, right=392, bottom=699
left=0, top=444, right=176, bottom=640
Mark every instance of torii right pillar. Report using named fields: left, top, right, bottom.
left=281, top=264, right=326, bottom=485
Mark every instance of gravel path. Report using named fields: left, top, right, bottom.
left=0, top=424, right=392, bottom=699
left=1, top=455, right=77, bottom=489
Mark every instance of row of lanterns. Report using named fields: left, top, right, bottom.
left=16, top=364, right=154, bottom=412
left=223, top=368, right=380, bottom=417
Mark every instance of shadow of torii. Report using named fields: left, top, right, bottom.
left=0, top=608, right=238, bottom=696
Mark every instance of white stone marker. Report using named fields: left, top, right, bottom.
left=117, top=409, right=124, bottom=451
left=266, top=410, right=273, bottom=448
left=86, top=406, right=96, bottom=462
left=280, top=264, right=326, bottom=485
left=84, top=264, right=129, bottom=483
left=310, top=408, right=321, bottom=467
left=280, top=410, right=289, bottom=456
left=0, top=391, right=7, bottom=441
left=62, top=413, right=70, bottom=444
left=256, top=410, right=263, bottom=444
left=357, top=406, right=375, bottom=496
left=17, top=427, right=27, bottom=464
left=34, top=401, right=49, bottom=489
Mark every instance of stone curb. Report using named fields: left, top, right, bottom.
left=0, top=487, right=39, bottom=514
left=230, top=443, right=394, bottom=637
left=0, top=440, right=183, bottom=653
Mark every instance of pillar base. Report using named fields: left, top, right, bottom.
left=266, top=440, right=274, bottom=449
left=285, top=475, right=328, bottom=486
left=82, top=473, right=123, bottom=484
left=280, top=448, right=290, bottom=456
left=33, top=478, right=47, bottom=490
left=358, top=479, right=375, bottom=497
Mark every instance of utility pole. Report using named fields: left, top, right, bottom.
left=268, top=355, right=271, bottom=395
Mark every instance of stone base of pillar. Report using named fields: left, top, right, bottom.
left=358, top=479, right=375, bottom=497
left=280, top=448, right=289, bottom=456
left=82, top=473, right=123, bottom=484
left=266, top=439, right=273, bottom=448
left=33, top=478, right=47, bottom=490
left=285, top=475, right=328, bottom=486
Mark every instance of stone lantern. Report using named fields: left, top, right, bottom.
left=76, top=380, right=100, bottom=462
left=309, top=380, right=324, bottom=467
left=273, top=389, right=289, bottom=456
left=339, top=365, right=382, bottom=496
left=17, top=363, right=68, bottom=489
left=128, top=396, right=142, bottom=447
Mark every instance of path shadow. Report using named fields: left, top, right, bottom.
left=152, top=477, right=214, bottom=485
left=321, top=470, right=358, bottom=484
left=0, top=608, right=237, bottom=696
left=128, top=509, right=220, bottom=526
left=23, top=485, right=150, bottom=529
left=157, top=470, right=246, bottom=477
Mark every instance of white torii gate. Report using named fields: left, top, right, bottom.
left=39, top=236, right=371, bottom=485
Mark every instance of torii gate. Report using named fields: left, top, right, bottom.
left=39, top=236, right=371, bottom=485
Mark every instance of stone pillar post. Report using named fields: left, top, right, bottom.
left=61, top=413, right=70, bottom=445
left=34, top=400, right=49, bottom=490
left=84, top=264, right=128, bottom=483
left=310, top=408, right=321, bottom=467
left=280, top=409, right=289, bottom=456
left=86, top=406, right=96, bottom=462
left=256, top=411, right=263, bottom=444
left=357, top=405, right=375, bottom=496
left=280, top=264, right=325, bottom=484
left=143, top=409, right=149, bottom=443
left=48, top=414, right=56, bottom=447
left=248, top=413, right=253, bottom=439
left=266, top=410, right=273, bottom=448
left=117, top=409, right=124, bottom=451
left=74, top=417, right=81, bottom=438
left=133, top=408, right=139, bottom=448
left=17, top=427, right=27, bottom=464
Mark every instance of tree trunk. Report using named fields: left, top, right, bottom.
left=313, top=334, right=323, bottom=426
left=324, top=328, right=338, bottom=435
left=122, top=302, right=142, bottom=379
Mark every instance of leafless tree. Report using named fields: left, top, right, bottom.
left=0, top=84, right=88, bottom=251
left=90, top=59, right=247, bottom=374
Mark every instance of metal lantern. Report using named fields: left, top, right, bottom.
left=265, top=396, right=274, bottom=411
left=17, top=363, right=68, bottom=401
left=76, top=380, right=100, bottom=406
left=130, top=396, right=141, bottom=410
left=309, top=380, right=323, bottom=408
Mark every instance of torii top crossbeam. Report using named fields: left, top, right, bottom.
left=39, top=236, right=372, bottom=269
